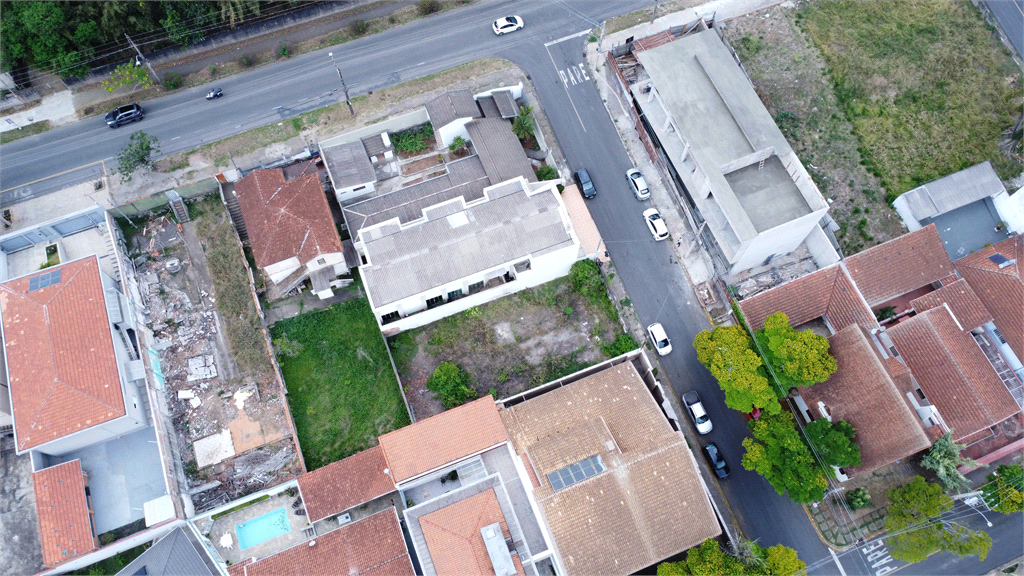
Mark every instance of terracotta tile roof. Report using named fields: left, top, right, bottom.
left=244, top=508, right=414, bottom=576
left=910, top=279, right=993, bottom=331
left=845, top=224, right=955, bottom=306
left=500, top=363, right=720, bottom=576
left=800, top=325, right=931, bottom=475
left=956, top=236, right=1024, bottom=360
left=379, top=397, right=509, bottom=484
left=297, top=445, right=396, bottom=523
left=234, top=160, right=343, bottom=269
left=228, top=559, right=252, bottom=576
left=419, top=488, right=522, bottom=576
left=33, top=460, right=97, bottom=567
left=1, top=257, right=126, bottom=451
left=739, top=264, right=877, bottom=332
left=888, top=307, right=1020, bottom=442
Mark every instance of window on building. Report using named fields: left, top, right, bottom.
left=381, top=311, right=401, bottom=325
left=916, top=388, right=927, bottom=400
left=448, top=288, right=463, bottom=301
left=426, top=295, right=444, bottom=309
left=317, top=257, right=327, bottom=265
left=469, top=281, right=485, bottom=294
left=514, top=259, right=531, bottom=273
left=546, top=454, right=605, bottom=491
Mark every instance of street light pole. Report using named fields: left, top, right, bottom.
left=328, top=52, right=354, bottom=117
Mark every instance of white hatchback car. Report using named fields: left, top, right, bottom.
left=643, top=208, right=669, bottom=241
left=626, top=168, right=650, bottom=200
left=647, top=322, right=672, bottom=356
left=492, top=15, right=524, bottom=35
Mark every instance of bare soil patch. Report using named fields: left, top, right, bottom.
left=391, top=277, right=629, bottom=420
left=401, top=153, right=444, bottom=176
left=721, top=7, right=904, bottom=254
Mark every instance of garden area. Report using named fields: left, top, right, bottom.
left=270, top=297, right=411, bottom=470
left=389, top=260, right=637, bottom=420
left=722, top=0, right=1022, bottom=255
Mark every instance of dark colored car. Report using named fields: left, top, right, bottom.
left=105, top=103, right=144, bottom=128
left=575, top=168, right=596, bottom=198
left=703, top=443, right=730, bottom=479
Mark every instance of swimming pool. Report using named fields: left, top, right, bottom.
left=236, top=507, right=291, bottom=550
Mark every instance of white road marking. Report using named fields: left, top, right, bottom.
left=545, top=46, right=586, bottom=131
left=544, top=29, right=592, bottom=47
left=829, top=548, right=847, bottom=576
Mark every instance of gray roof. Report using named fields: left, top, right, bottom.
left=361, top=179, right=574, bottom=307
left=322, top=140, right=377, bottom=188
left=897, top=161, right=1006, bottom=220
left=344, top=155, right=489, bottom=232
left=492, top=90, right=519, bottom=118
left=466, top=118, right=537, bottom=184
left=477, top=96, right=502, bottom=119
left=362, top=133, right=392, bottom=157
left=116, top=527, right=217, bottom=576
left=424, top=89, right=481, bottom=129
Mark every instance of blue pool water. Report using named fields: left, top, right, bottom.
left=236, top=507, right=291, bottom=550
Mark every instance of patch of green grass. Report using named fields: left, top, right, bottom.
left=798, top=0, right=1023, bottom=199
left=271, top=299, right=410, bottom=469
left=0, top=120, right=52, bottom=144
left=211, top=495, right=270, bottom=520
left=388, top=330, right=418, bottom=374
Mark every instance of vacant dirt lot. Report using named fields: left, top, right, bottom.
left=392, top=275, right=633, bottom=420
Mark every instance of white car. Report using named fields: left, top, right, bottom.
left=643, top=208, right=669, bottom=241
left=647, top=322, right=672, bottom=356
left=682, top=391, right=713, bottom=434
left=627, top=168, right=650, bottom=200
left=492, top=15, right=524, bottom=35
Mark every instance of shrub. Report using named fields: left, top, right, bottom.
left=601, top=333, right=638, bottom=358
left=536, top=165, right=558, bottom=180
left=278, top=43, right=290, bottom=57
left=349, top=19, right=369, bottom=36
left=239, top=55, right=251, bottom=67
left=847, top=487, right=871, bottom=510
left=418, top=0, right=441, bottom=15
left=388, top=15, right=396, bottom=24
left=163, top=72, right=182, bottom=90
left=426, top=362, right=476, bottom=409
left=448, top=135, right=467, bottom=154
left=208, top=66, right=216, bottom=75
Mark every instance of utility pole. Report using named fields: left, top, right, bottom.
left=650, top=1, right=660, bottom=24
left=597, top=20, right=606, bottom=52
left=125, top=33, right=161, bottom=84
left=328, top=52, right=354, bottom=116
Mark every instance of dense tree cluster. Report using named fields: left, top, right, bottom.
left=693, top=324, right=779, bottom=415
left=742, top=411, right=828, bottom=504
left=657, top=539, right=806, bottom=576
left=884, top=476, right=991, bottom=562
left=804, top=418, right=861, bottom=468
left=983, top=464, right=1023, bottom=513
left=754, top=311, right=837, bottom=389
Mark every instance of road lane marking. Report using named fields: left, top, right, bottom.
left=829, top=549, right=847, bottom=576
left=545, top=45, right=586, bottom=132
left=0, top=159, right=106, bottom=194
left=544, top=29, right=592, bottom=47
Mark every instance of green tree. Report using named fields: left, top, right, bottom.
left=425, top=362, right=476, bottom=409
left=101, top=62, right=153, bottom=92
left=512, top=105, right=535, bottom=139
left=161, top=2, right=213, bottom=48
left=536, top=165, right=558, bottom=180
left=685, top=539, right=748, bottom=576
left=804, top=418, right=861, bottom=468
left=117, top=131, right=160, bottom=182
left=655, top=560, right=688, bottom=576
left=884, top=476, right=991, bottom=562
left=694, top=325, right=780, bottom=415
left=983, top=464, right=1023, bottom=513
left=847, top=487, right=871, bottom=510
left=761, top=544, right=806, bottom=576
left=447, top=135, right=467, bottom=154
left=920, top=431, right=977, bottom=493
left=755, top=312, right=837, bottom=388
left=742, top=411, right=828, bottom=503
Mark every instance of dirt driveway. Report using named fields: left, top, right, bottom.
left=391, top=275, right=633, bottom=420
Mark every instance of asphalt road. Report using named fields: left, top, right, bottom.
left=984, top=0, right=1024, bottom=59
left=2, top=2, right=1019, bottom=575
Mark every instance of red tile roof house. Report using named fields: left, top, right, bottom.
left=33, top=460, right=100, bottom=568
left=232, top=159, right=347, bottom=300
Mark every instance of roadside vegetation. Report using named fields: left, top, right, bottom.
left=271, top=297, right=410, bottom=470
left=884, top=476, right=992, bottom=562
left=656, top=538, right=806, bottom=576
left=0, top=120, right=51, bottom=144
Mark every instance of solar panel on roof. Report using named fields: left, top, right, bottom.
left=546, top=454, right=606, bottom=491
left=27, top=269, right=62, bottom=292
left=987, top=253, right=1014, bottom=269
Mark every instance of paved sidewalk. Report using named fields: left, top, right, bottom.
left=0, top=91, right=76, bottom=133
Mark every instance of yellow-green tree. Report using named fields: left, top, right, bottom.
left=694, top=325, right=780, bottom=415
left=101, top=61, right=153, bottom=92
left=742, top=412, right=827, bottom=503
left=763, top=544, right=806, bottom=575
left=755, top=312, right=837, bottom=388
left=983, top=464, right=1023, bottom=513
left=685, top=539, right=748, bottom=575
left=885, top=476, right=991, bottom=562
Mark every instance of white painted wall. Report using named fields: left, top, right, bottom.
left=319, top=109, right=431, bottom=148
left=993, top=188, right=1024, bottom=234
left=891, top=194, right=922, bottom=231
left=376, top=242, right=581, bottom=334
left=264, top=257, right=301, bottom=285
left=437, top=118, right=473, bottom=148
left=304, top=252, right=346, bottom=275
left=729, top=207, right=829, bottom=273
left=334, top=180, right=376, bottom=206
left=804, top=224, right=842, bottom=269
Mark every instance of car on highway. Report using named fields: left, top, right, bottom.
left=682, top=391, right=713, bottom=434
left=626, top=168, right=650, bottom=200
left=703, top=443, right=730, bottom=479
left=643, top=208, right=669, bottom=241
left=105, top=103, right=145, bottom=128
left=647, top=322, right=672, bottom=356
left=575, top=168, right=596, bottom=198
left=492, top=15, right=524, bottom=35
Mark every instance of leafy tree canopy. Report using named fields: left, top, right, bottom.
left=755, top=312, right=837, bottom=388
left=804, top=418, right=861, bottom=468
left=762, top=544, right=807, bottom=576
left=694, top=325, right=780, bottom=415
left=102, top=62, right=153, bottom=93
left=425, top=362, right=476, bottom=409
left=117, top=131, right=160, bottom=182
left=920, top=431, right=976, bottom=493
left=884, top=476, right=991, bottom=563
left=658, top=540, right=806, bottom=576
left=685, top=539, right=748, bottom=576
left=983, top=464, right=1023, bottom=513
left=742, top=411, right=827, bottom=503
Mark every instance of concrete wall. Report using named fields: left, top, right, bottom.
left=377, top=242, right=582, bottom=334
left=993, top=188, right=1024, bottom=234
left=730, top=207, right=828, bottom=273
left=319, top=109, right=431, bottom=149
left=474, top=83, right=524, bottom=101
left=29, top=414, right=147, bottom=460
left=438, top=117, right=473, bottom=149
left=304, top=251, right=347, bottom=276
left=804, top=224, right=842, bottom=269
left=892, top=194, right=923, bottom=231
left=334, top=180, right=376, bottom=205
left=265, top=257, right=302, bottom=285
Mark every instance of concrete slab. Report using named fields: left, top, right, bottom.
left=0, top=91, right=76, bottom=133
left=0, top=450, right=45, bottom=575
left=923, top=199, right=1013, bottom=261
left=725, top=156, right=810, bottom=232
left=229, top=413, right=281, bottom=454
left=195, top=430, right=236, bottom=469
